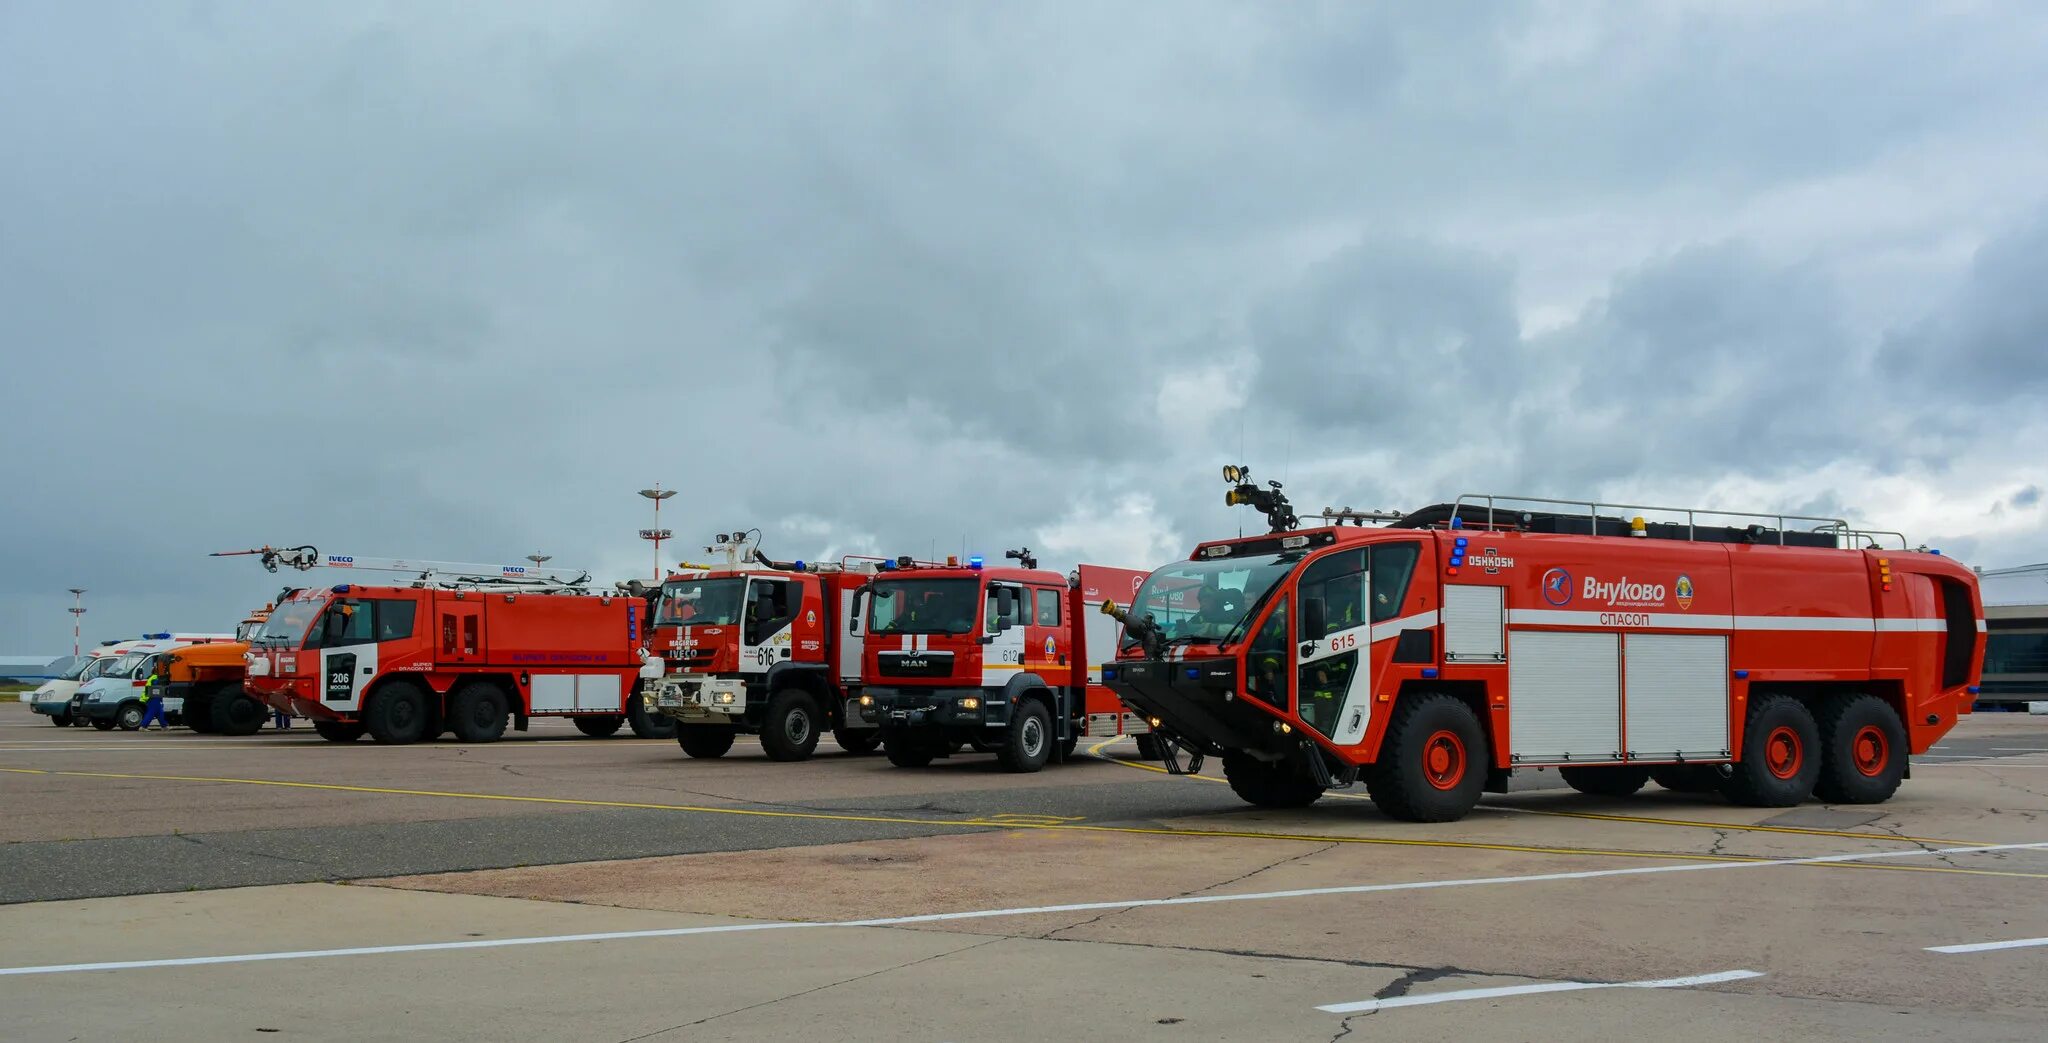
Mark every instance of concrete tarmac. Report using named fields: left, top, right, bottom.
left=3, top=704, right=2047, bottom=1040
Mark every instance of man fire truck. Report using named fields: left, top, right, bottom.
left=643, top=531, right=882, bottom=760
left=1103, top=467, right=1985, bottom=822
left=223, top=546, right=661, bottom=744
left=857, top=548, right=1149, bottom=773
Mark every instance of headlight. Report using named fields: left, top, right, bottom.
left=859, top=694, right=873, bottom=706
left=714, top=691, right=737, bottom=705
left=958, top=696, right=981, bottom=711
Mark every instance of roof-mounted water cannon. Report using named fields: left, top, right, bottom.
left=1004, top=547, right=1038, bottom=570
left=1222, top=464, right=1298, bottom=533
left=1100, top=598, right=1168, bottom=659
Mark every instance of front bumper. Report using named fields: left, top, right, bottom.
left=29, top=697, right=71, bottom=716
left=861, top=686, right=996, bottom=729
left=651, top=674, right=748, bottom=720
left=1103, top=657, right=1290, bottom=756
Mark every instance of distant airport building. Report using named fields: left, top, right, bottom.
left=1979, top=565, right=2048, bottom=710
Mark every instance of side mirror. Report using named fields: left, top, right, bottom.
left=848, top=589, right=865, bottom=634
left=994, top=616, right=1014, bottom=634
left=1302, top=598, right=1326, bottom=640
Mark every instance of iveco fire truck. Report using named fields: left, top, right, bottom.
left=858, top=549, right=1150, bottom=773
left=225, top=546, right=660, bottom=744
left=643, top=531, right=882, bottom=760
left=1103, top=468, right=1985, bottom=821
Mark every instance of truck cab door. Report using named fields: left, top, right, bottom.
left=1295, top=550, right=1373, bottom=746
left=316, top=599, right=383, bottom=711
left=742, top=578, right=795, bottom=674
left=980, top=583, right=1028, bottom=686
left=839, top=583, right=867, bottom=687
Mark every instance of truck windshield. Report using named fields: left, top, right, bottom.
left=869, top=578, right=979, bottom=635
left=257, top=600, right=326, bottom=648
left=658, top=577, right=746, bottom=626
left=1123, top=551, right=1303, bottom=648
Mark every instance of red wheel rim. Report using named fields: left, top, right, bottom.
left=1851, top=725, right=1888, bottom=777
left=1764, top=725, right=1803, bottom=780
left=1422, top=729, right=1466, bottom=791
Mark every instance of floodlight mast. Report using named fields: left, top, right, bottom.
left=210, top=546, right=592, bottom=589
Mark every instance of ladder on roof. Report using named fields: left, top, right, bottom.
left=211, top=546, right=595, bottom=591
left=1447, top=494, right=1908, bottom=550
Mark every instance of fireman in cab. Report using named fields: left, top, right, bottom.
left=1181, top=583, right=1239, bottom=640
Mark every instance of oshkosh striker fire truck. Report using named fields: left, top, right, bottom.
left=643, top=531, right=882, bottom=760
left=858, top=549, right=1150, bottom=772
left=225, top=547, right=660, bottom=744
left=1103, top=469, right=1985, bottom=821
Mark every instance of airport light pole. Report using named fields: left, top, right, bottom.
left=67, top=588, right=87, bottom=657
left=638, top=486, right=676, bottom=582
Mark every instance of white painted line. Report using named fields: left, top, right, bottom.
left=1990, top=748, right=2048, bottom=752
left=1317, top=969, right=1764, bottom=1014
left=1927, top=937, right=2048, bottom=954
left=1, top=841, right=2043, bottom=978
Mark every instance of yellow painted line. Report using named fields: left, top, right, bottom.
left=6, top=764, right=2043, bottom=882
left=1081, top=739, right=1979, bottom=847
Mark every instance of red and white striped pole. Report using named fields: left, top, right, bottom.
left=67, top=588, right=87, bottom=657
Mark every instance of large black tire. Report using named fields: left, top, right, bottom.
left=1649, top=765, right=1724, bottom=793
left=1813, top=694, right=1908, bottom=804
left=1559, top=765, right=1650, bottom=797
left=996, top=699, right=1053, bottom=774
left=1135, top=733, right=1165, bottom=760
left=448, top=683, right=510, bottom=743
left=1366, top=693, right=1488, bottom=822
left=49, top=712, right=71, bottom=727
left=575, top=714, right=627, bottom=738
left=834, top=727, right=883, bottom=755
left=761, top=690, right=823, bottom=762
left=627, top=695, right=677, bottom=739
left=883, top=734, right=936, bottom=768
left=92, top=717, right=117, bottom=731
left=1720, top=693, right=1821, bottom=807
left=677, top=725, right=736, bottom=759
left=364, top=682, right=431, bottom=745
left=313, top=720, right=365, bottom=743
left=213, top=690, right=267, bottom=736
left=183, top=693, right=217, bottom=733
left=1222, top=750, right=1326, bottom=808
left=116, top=703, right=145, bottom=731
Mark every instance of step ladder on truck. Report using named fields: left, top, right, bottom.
left=217, top=545, right=669, bottom=744
left=1101, top=467, right=1987, bottom=821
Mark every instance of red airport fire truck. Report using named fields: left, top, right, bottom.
left=224, top=547, right=661, bottom=744
left=642, top=531, right=883, bottom=760
left=857, top=548, right=1152, bottom=772
left=1103, top=469, right=1986, bottom=821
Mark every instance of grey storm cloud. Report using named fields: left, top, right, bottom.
left=3, top=2, right=2048, bottom=649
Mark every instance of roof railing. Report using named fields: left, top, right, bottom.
left=1450, top=493, right=1903, bottom=549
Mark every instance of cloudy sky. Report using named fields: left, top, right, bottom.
left=4, top=1, right=2046, bottom=650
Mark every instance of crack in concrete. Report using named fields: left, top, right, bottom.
left=1040, top=842, right=1339, bottom=942
left=611, top=935, right=1001, bottom=1041
left=171, top=832, right=326, bottom=870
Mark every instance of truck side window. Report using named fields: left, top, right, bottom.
left=375, top=600, right=416, bottom=641
left=1297, top=549, right=1365, bottom=640
left=746, top=581, right=792, bottom=644
left=317, top=600, right=378, bottom=648
left=1367, top=543, right=1421, bottom=623
left=1035, top=588, right=1061, bottom=626
left=1247, top=596, right=1290, bottom=709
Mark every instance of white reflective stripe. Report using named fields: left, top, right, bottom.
left=916, top=635, right=928, bottom=652
left=1977, top=619, right=1989, bottom=633
left=1873, top=618, right=1947, bottom=632
left=1370, top=610, right=1439, bottom=644
left=1505, top=610, right=1950, bottom=633
left=900, top=636, right=912, bottom=652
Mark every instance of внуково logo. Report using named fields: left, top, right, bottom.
left=1541, top=568, right=1573, bottom=606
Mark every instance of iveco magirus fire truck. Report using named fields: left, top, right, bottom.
left=1102, top=468, right=1985, bottom=822
left=857, top=549, right=1150, bottom=773
left=643, top=531, right=883, bottom=760
left=225, top=546, right=660, bottom=744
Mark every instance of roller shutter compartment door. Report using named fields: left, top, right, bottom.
left=1508, top=630, right=1620, bottom=762
left=1623, top=634, right=1730, bottom=760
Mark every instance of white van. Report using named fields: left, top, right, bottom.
left=69, top=635, right=231, bottom=731
left=28, top=643, right=148, bottom=726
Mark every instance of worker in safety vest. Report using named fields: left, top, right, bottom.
left=138, top=662, right=171, bottom=731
